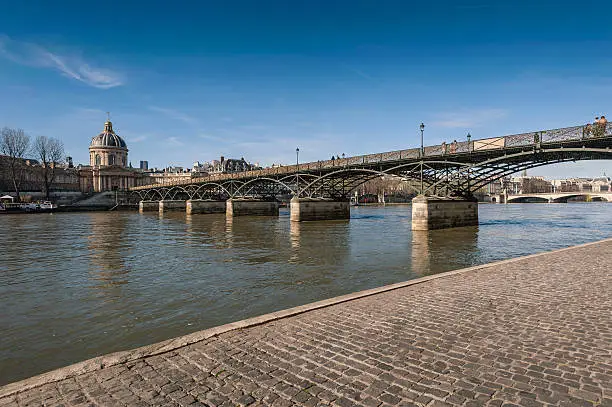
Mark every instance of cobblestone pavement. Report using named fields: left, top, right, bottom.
left=1, top=240, right=611, bottom=407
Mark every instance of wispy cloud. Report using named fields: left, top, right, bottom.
left=347, top=67, right=374, bottom=80
left=432, top=108, right=509, bottom=128
left=199, top=133, right=228, bottom=143
left=166, top=136, right=184, bottom=146
left=127, top=135, right=147, bottom=143
left=0, top=34, right=124, bottom=89
left=149, top=106, right=198, bottom=126
left=73, top=107, right=107, bottom=116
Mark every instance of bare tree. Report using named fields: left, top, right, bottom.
left=0, top=127, right=31, bottom=202
left=33, top=135, right=65, bottom=200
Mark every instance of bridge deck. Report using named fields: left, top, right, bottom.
left=130, top=123, right=612, bottom=192
left=1, top=239, right=610, bottom=406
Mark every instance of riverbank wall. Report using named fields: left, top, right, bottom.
left=1, top=238, right=610, bottom=406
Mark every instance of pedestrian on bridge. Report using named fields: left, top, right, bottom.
left=599, top=116, right=608, bottom=136
left=583, top=123, right=593, bottom=138
left=594, top=116, right=607, bottom=137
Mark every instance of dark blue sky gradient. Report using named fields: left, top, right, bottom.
left=1, top=0, right=611, bottom=176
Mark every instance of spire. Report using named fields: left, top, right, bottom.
left=104, top=112, right=113, bottom=133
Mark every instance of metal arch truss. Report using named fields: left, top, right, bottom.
left=290, top=148, right=612, bottom=199
left=421, top=147, right=612, bottom=199
left=128, top=146, right=612, bottom=202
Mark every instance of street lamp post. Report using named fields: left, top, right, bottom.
left=420, top=123, right=425, bottom=194
left=420, top=123, right=425, bottom=157
left=466, top=132, right=472, bottom=191
left=296, top=147, right=300, bottom=195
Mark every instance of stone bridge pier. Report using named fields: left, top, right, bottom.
left=411, top=195, right=479, bottom=230
left=290, top=197, right=350, bottom=222
left=158, top=200, right=187, bottom=213
left=138, top=200, right=159, bottom=213
left=186, top=199, right=226, bottom=215
left=226, top=198, right=279, bottom=217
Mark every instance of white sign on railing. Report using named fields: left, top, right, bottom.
left=473, top=137, right=505, bottom=151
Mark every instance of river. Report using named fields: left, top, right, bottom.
left=1, top=203, right=611, bottom=385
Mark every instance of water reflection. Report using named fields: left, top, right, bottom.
left=86, top=213, right=131, bottom=294
left=290, top=220, right=301, bottom=256
left=411, top=227, right=479, bottom=276
left=225, top=215, right=235, bottom=249
left=411, top=230, right=431, bottom=275
left=185, top=213, right=227, bottom=248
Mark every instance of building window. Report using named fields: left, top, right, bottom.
left=109, top=154, right=115, bottom=165
left=95, top=154, right=101, bottom=166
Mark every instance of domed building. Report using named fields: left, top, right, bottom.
left=79, top=118, right=145, bottom=192
left=89, top=120, right=128, bottom=167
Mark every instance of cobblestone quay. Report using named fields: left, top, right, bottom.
left=1, top=239, right=611, bottom=407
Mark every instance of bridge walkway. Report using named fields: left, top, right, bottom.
left=1, top=239, right=610, bottom=406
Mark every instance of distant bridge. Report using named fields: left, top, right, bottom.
left=500, top=192, right=612, bottom=203
left=129, top=123, right=612, bottom=201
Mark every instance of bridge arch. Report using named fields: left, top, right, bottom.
left=302, top=167, right=425, bottom=198
left=435, top=147, right=612, bottom=197
left=142, top=188, right=165, bottom=201
left=232, top=177, right=296, bottom=198
left=192, top=182, right=233, bottom=199
left=165, top=186, right=193, bottom=200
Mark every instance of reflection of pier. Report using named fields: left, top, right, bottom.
left=411, top=227, right=478, bottom=275
left=86, top=213, right=131, bottom=294
left=494, top=192, right=612, bottom=203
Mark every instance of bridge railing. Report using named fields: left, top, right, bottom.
left=130, top=123, right=611, bottom=191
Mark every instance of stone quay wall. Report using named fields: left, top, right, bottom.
left=1, top=239, right=611, bottom=406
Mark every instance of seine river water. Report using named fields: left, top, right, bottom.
left=1, top=203, right=611, bottom=385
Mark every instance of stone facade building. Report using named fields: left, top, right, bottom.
left=193, top=156, right=258, bottom=175
left=551, top=177, right=611, bottom=193
left=0, top=156, right=79, bottom=193
left=78, top=119, right=145, bottom=192
left=508, top=175, right=553, bottom=194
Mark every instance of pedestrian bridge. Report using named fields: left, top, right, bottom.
left=129, top=122, right=612, bottom=229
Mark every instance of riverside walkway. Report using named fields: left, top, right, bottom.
left=1, top=240, right=611, bottom=407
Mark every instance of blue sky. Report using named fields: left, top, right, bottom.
left=1, top=0, right=611, bottom=178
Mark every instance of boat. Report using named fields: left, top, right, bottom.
left=38, top=201, right=57, bottom=212
left=0, top=201, right=57, bottom=214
